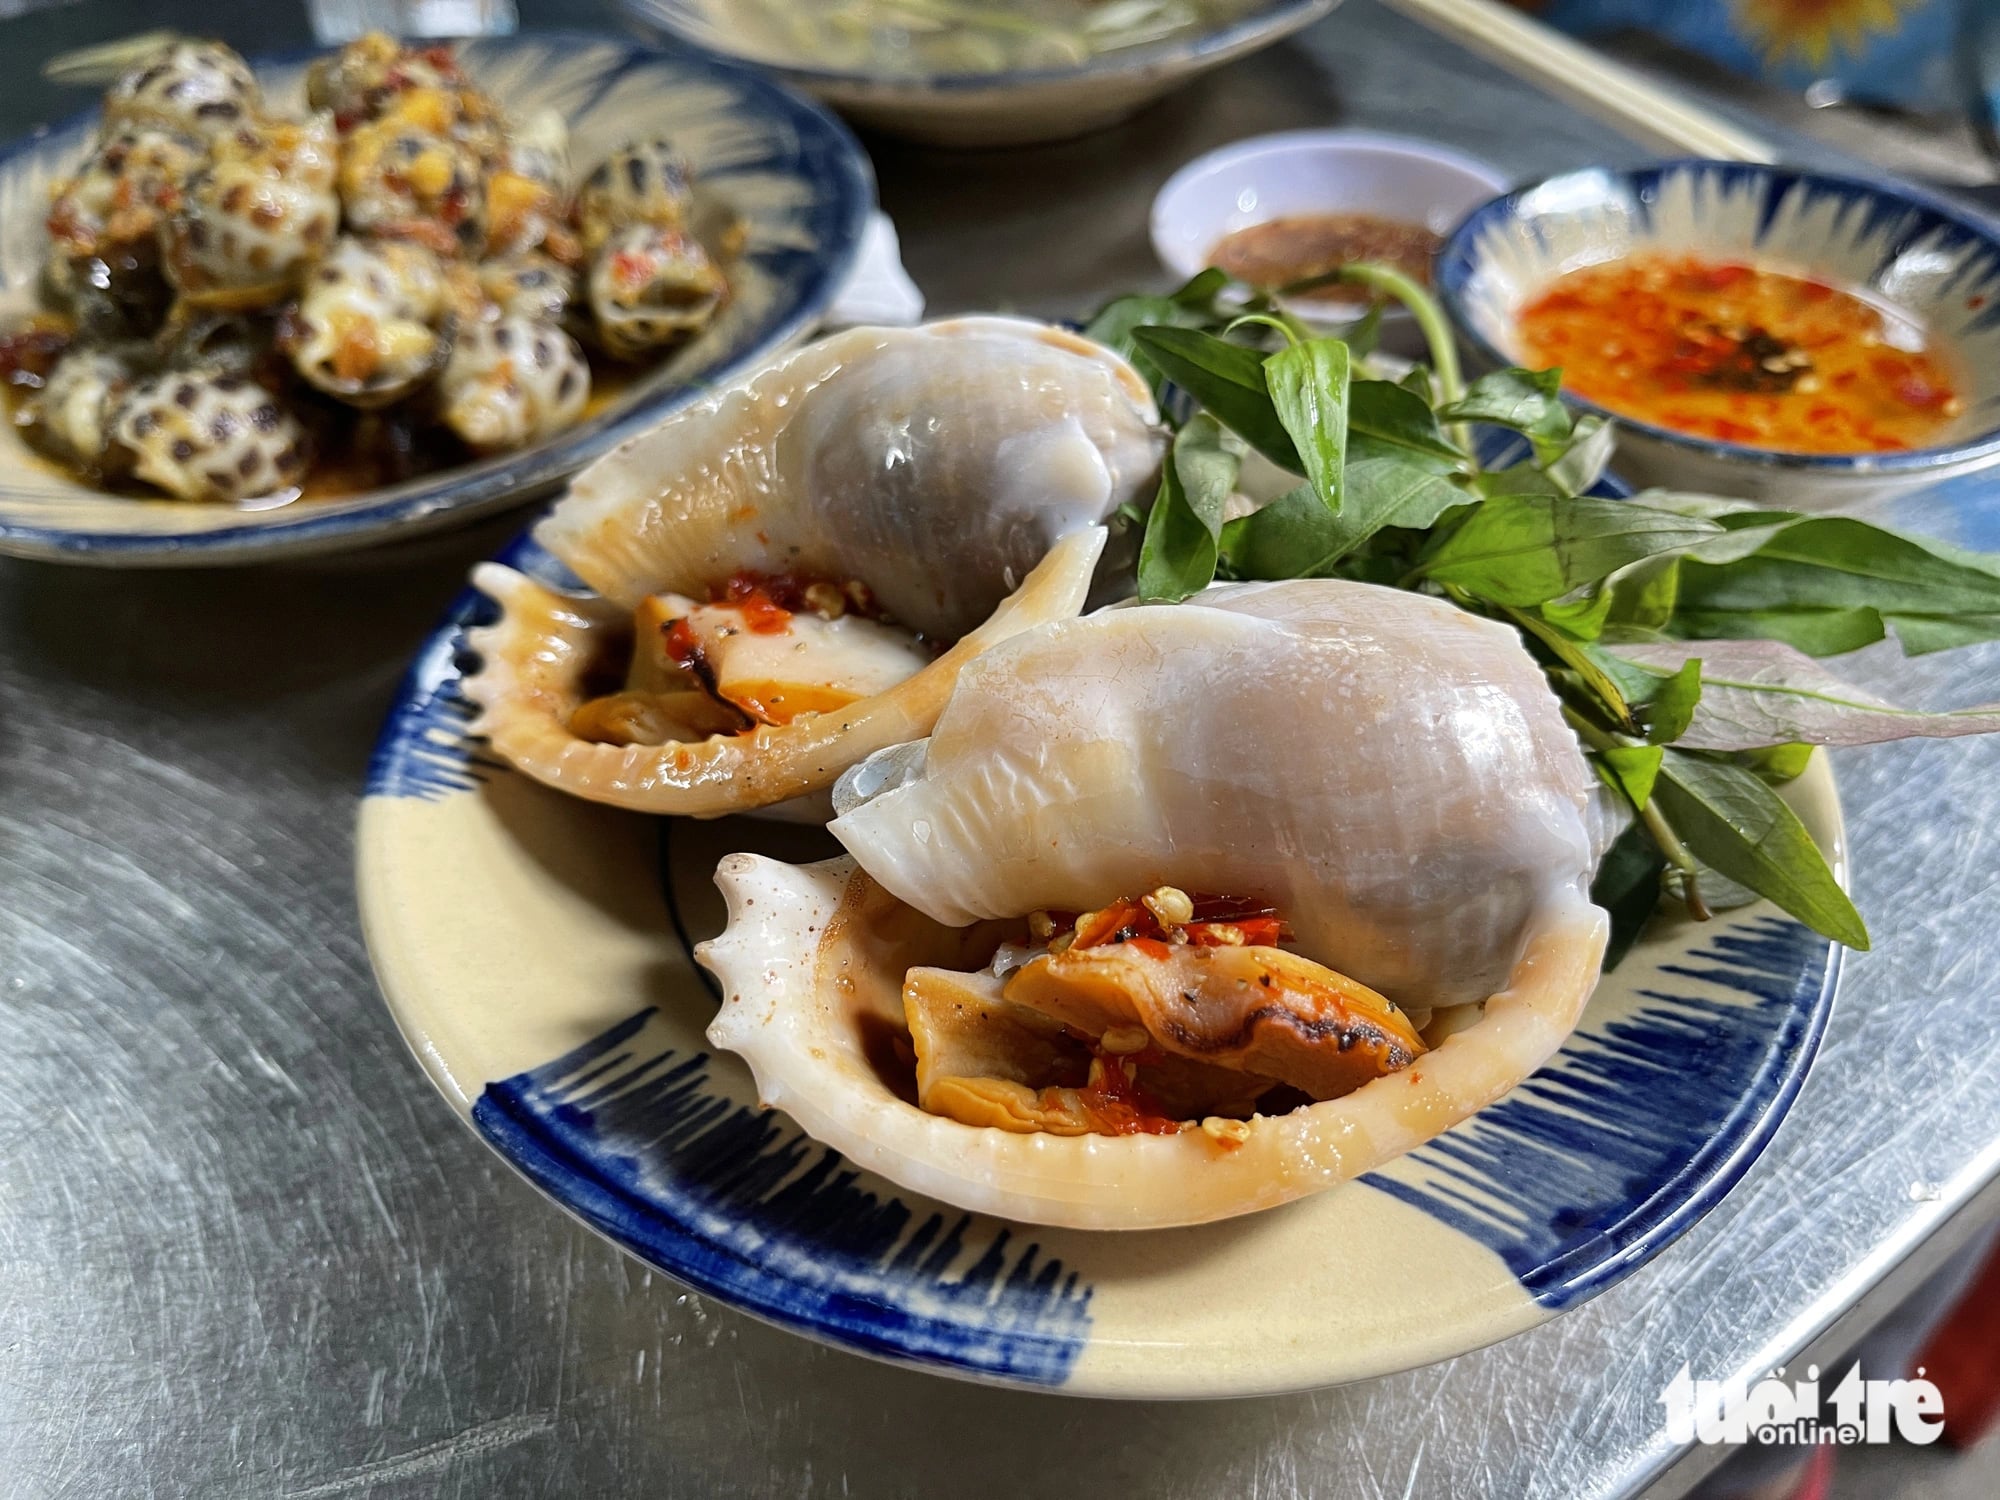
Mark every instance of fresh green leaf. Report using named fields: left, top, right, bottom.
left=1397, top=365, right=1435, bottom=404
left=1083, top=295, right=1206, bottom=402
left=1608, top=638, right=2000, bottom=750
left=1640, top=657, right=1703, bottom=744
left=1347, top=380, right=1465, bottom=470
left=1675, top=605, right=1888, bottom=657
left=1474, top=464, right=1564, bottom=500
left=1884, top=613, right=2000, bottom=655
left=1264, top=338, right=1350, bottom=512
left=1747, top=743, right=1815, bottom=782
left=1540, top=588, right=1614, bottom=640
left=1437, top=368, right=1571, bottom=460
left=1170, top=267, right=1231, bottom=308
left=1084, top=294, right=1177, bottom=352
left=1607, top=555, right=1680, bottom=630
left=1131, top=326, right=1299, bottom=470
left=1677, top=518, right=2000, bottom=629
left=1423, top=494, right=1724, bottom=605
left=1596, top=744, right=1664, bottom=808
left=1582, top=642, right=1669, bottom=708
left=1223, top=312, right=1301, bottom=344
left=1510, top=609, right=1635, bottom=728
left=1136, top=414, right=1239, bottom=603
left=1572, top=645, right=1699, bottom=743
left=1338, top=299, right=1385, bottom=360
left=1590, top=821, right=1667, bottom=971
left=1652, top=749, right=1869, bottom=948
left=1543, top=414, right=1615, bottom=497
left=1219, top=459, right=1465, bottom=579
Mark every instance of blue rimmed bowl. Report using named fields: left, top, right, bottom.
left=622, top=0, right=1336, bottom=148
left=1436, top=159, right=2000, bottom=510
left=0, top=33, right=872, bottom=567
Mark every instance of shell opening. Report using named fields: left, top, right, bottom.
left=698, top=853, right=1607, bottom=1232
left=864, top=887, right=1435, bottom=1140
left=462, top=525, right=1108, bottom=818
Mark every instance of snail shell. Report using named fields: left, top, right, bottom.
left=586, top=223, right=724, bottom=357
left=306, top=32, right=461, bottom=126
left=163, top=115, right=340, bottom=310
left=47, top=127, right=200, bottom=262
left=103, top=40, right=260, bottom=142
left=337, top=117, right=486, bottom=257
left=110, top=373, right=310, bottom=502
left=505, top=108, right=569, bottom=189
left=486, top=110, right=574, bottom=262
left=460, top=317, right=1163, bottom=818
left=576, top=139, right=693, bottom=254
left=158, top=309, right=277, bottom=382
left=286, top=236, right=450, bottom=407
left=436, top=313, right=588, bottom=452
left=537, top=317, right=1163, bottom=640
left=22, top=346, right=140, bottom=472
left=475, top=255, right=576, bottom=325
left=700, top=581, right=1609, bottom=1229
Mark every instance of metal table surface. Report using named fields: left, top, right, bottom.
left=4, top=3, right=1999, bottom=1496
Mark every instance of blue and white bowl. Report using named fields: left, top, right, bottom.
left=1437, top=160, right=2000, bottom=509
left=0, top=34, right=872, bottom=567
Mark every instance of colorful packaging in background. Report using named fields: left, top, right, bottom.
left=1519, top=0, right=1971, bottom=112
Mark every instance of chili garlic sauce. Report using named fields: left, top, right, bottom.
left=1518, top=253, right=1965, bottom=455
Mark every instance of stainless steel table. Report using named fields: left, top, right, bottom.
left=4, top=4, right=1998, bottom=1496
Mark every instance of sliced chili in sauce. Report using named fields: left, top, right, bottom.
left=1518, top=253, right=1965, bottom=455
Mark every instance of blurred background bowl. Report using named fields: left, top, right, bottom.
left=621, top=0, right=1337, bottom=148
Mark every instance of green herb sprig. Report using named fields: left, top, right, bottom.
left=1084, top=268, right=2000, bottom=964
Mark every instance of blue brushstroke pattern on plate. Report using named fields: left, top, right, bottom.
left=366, top=530, right=1837, bottom=1384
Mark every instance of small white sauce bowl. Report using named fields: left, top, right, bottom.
left=1150, top=129, right=1511, bottom=314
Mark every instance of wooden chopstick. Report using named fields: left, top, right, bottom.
left=1377, top=0, right=1779, bottom=163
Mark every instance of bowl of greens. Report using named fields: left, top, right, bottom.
left=619, top=0, right=1337, bottom=147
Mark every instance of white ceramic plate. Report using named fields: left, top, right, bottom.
left=0, top=34, right=871, bottom=566
left=356, top=529, right=1846, bottom=1397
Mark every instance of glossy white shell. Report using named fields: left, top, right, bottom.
left=700, top=581, right=1610, bottom=1229
left=464, top=528, right=1105, bottom=818
left=462, top=317, right=1159, bottom=817
left=835, top=581, right=1599, bottom=1007
left=536, top=316, right=1163, bottom=640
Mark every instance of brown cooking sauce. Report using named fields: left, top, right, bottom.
left=1207, top=213, right=1442, bottom=290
